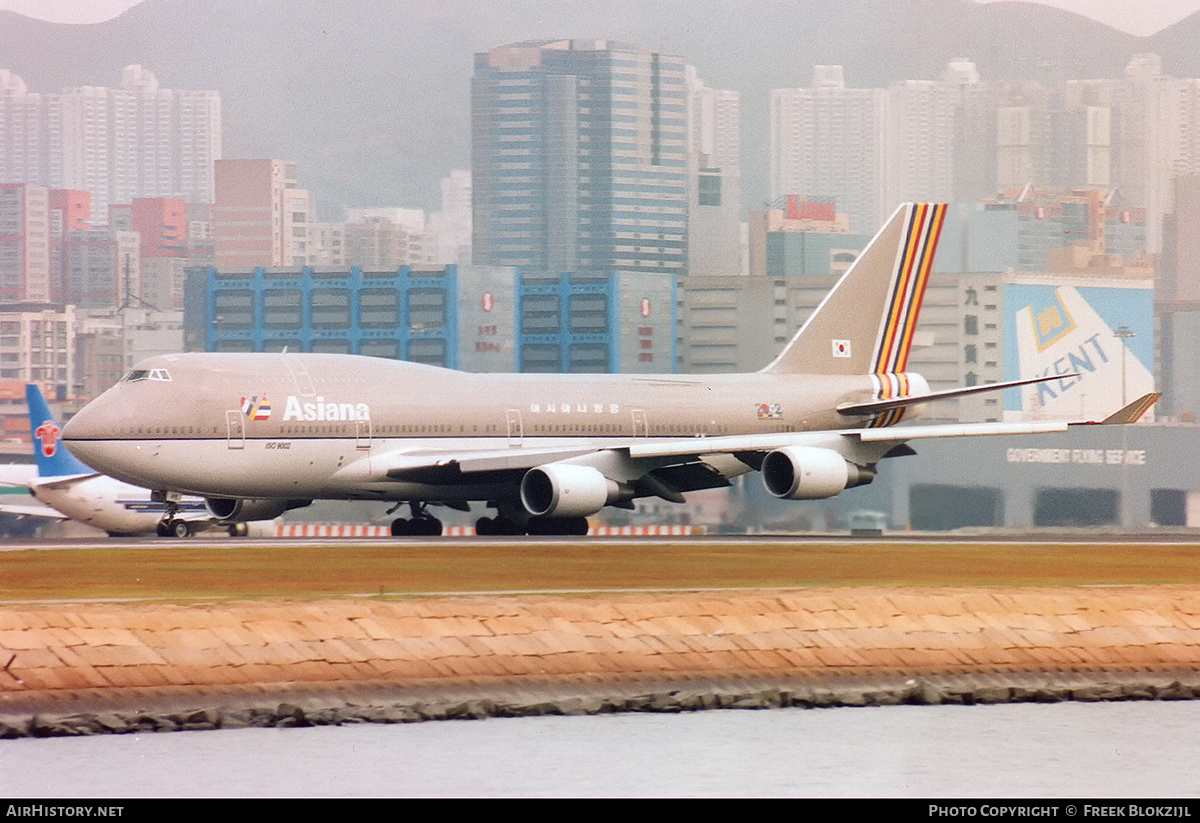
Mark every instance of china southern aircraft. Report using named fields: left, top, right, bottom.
left=20, top=383, right=275, bottom=537
left=61, top=203, right=1159, bottom=537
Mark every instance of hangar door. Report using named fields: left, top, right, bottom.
left=1150, top=489, right=1200, bottom=527
left=1151, top=489, right=1186, bottom=527
left=909, top=484, right=1003, bottom=531
left=1033, top=488, right=1118, bottom=527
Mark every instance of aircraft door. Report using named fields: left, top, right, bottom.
left=355, top=417, right=372, bottom=474
left=506, top=409, right=523, bottom=446
left=631, top=408, right=648, bottom=438
left=226, top=410, right=245, bottom=449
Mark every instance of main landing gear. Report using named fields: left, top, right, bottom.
left=474, top=514, right=589, bottom=536
left=154, top=491, right=193, bottom=538
left=385, top=502, right=590, bottom=537
left=389, top=502, right=443, bottom=537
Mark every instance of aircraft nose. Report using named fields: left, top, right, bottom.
left=61, top=392, right=131, bottom=477
left=61, top=397, right=106, bottom=442
left=62, top=389, right=131, bottom=456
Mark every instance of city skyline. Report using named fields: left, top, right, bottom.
left=4, top=0, right=1200, bottom=38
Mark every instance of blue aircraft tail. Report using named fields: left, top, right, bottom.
left=27, top=384, right=94, bottom=478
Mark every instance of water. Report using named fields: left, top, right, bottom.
left=4, top=701, right=1200, bottom=798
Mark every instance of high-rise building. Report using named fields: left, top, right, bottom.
left=342, top=208, right=428, bottom=269
left=0, top=305, right=77, bottom=398
left=308, top=222, right=346, bottom=267
left=686, top=66, right=742, bottom=277
left=109, top=197, right=190, bottom=309
left=213, top=159, right=311, bottom=268
left=47, top=188, right=91, bottom=303
left=472, top=40, right=688, bottom=278
left=0, top=67, right=221, bottom=223
left=427, top=170, right=473, bottom=266
left=62, top=228, right=140, bottom=310
left=1159, top=174, right=1200, bottom=420
left=0, top=70, right=48, bottom=186
left=771, top=66, right=886, bottom=233
left=1116, top=55, right=1200, bottom=252
left=885, top=79, right=956, bottom=210
left=0, top=183, right=51, bottom=302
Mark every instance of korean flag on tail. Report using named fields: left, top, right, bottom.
left=832, top=340, right=852, bottom=358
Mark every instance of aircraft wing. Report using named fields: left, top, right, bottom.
left=1095, top=392, right=1161, bottom=425
left=357, top=392, right=1160, bottom=502
left=0, top=502, right=65, bottom=518
left=0, top=499, right=65, bottom=518
left=382, top=444, right=603, bottom=482
left=630, top=393, right=1161, bottom=458
left=0, top=483, right=65, bottom=519
left=855, top=392, right=1162, bottom=444
left=367, top=443, right=738, bottom=500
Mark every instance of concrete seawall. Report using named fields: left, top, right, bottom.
left=3, top=586, right=1200, bottom=736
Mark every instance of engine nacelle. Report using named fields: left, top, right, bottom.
left=761, top=446, right=874, bottom=500
left=520, top=464, right=621, bottom=518
left=205, top=497, right=312, bottom=523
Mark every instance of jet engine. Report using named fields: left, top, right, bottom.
left=520, top=464, right=626, bottom=518
left=205, top=497, right=312, bottom=523
left=760, top=446, right=875, bottom=500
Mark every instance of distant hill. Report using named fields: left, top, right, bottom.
left=1, top=0, right=1193, bottom=217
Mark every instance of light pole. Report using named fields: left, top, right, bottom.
left=1113, top=325, right=1136, bottom=529
left=1114, top=325, right=1135, bottom=407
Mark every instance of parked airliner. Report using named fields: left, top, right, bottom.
left=62, top=203, right=1159, bottom=537
left=22, top=383, right=280, bottom=536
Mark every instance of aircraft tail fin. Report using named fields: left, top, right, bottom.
left=27, top=384, right=95, bottom=478
left=761, top=202, right=947, bottom=376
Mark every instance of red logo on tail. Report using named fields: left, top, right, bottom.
left=35, top=420, right=59, bottom=457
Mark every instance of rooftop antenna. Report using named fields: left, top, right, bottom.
left=116, top=253, right=159, bottom=314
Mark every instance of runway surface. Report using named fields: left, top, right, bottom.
left=3, top=532, right=1198, bottom=736
left=3, top=532, right=1200, bottom=602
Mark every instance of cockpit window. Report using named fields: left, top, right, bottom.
left=123, top=368, right=172, bottom=382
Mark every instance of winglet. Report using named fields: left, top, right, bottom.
left=1091, top=392, right=1162, bottom=425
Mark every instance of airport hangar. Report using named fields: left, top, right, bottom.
left=787, top=423, right=1200, bottom=532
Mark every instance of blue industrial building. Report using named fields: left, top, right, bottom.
left=185, top=265, right=463, bottom=367
left=517, top=271, right=676, bottom=373
left=184, top=264, right=677, bottom=374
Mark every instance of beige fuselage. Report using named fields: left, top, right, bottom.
left=63, top=352, right=895, bottom=502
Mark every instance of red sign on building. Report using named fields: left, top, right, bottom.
left=786, top=196, right=835, bottom=222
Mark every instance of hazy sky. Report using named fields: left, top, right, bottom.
left=2, top=0, right=1200, bottom=37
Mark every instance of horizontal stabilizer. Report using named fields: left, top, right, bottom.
left=837, top=374, right=1080, bottom=417
left=30, top=474, right=101, bottom=492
